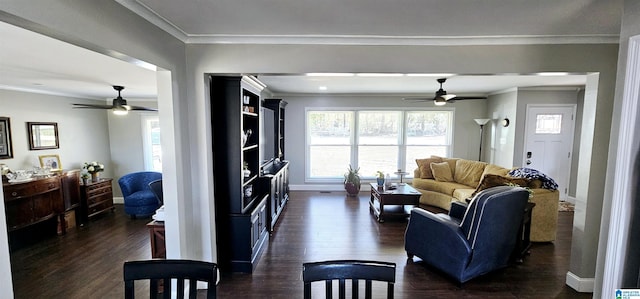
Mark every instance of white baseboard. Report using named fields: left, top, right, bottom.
left=566, top=271, right=594, bottom=293
left=113, top=196, right=124, bottom=204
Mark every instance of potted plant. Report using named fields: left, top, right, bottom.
left=344, top=165, right=361, bottom=197
left=376, top=171, right=385, bottom=187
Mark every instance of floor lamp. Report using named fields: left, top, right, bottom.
left=474, top=118, right=491, bottom=161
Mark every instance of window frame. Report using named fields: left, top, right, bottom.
left=305, top=108, right=454, bottom=183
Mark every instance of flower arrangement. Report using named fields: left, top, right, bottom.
left=83, top=161, right=105, bottom=174
left=375, top=171, right=385, bottom=179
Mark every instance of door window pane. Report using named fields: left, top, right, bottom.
left=535, top=114, right=562, bottom=134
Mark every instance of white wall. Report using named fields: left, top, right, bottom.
left=0, top=90, right=112, bottom=173
left=108, top=101, right=158, bottom=198
left=486, top=90, right=518, bottom=167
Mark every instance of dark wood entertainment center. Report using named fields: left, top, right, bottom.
left=210, top=76, right=289, bottom=273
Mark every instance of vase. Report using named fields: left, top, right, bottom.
left=91, top=172, right=99, bottom=182
left=376, top=177, right=385, bottom=187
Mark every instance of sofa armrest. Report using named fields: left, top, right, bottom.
left=449, top=201, right=468, bottom=220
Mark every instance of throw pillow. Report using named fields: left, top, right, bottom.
left=454, top=159, right=488, bottom=187
left=471, top=174, right=531, bottom=197
left=416, top=157, right=442, bottom=179
left=431, top=162, right=454, bottom=182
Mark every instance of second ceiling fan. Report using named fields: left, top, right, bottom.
left=72, top=85, right=157, bottom=115
left=404, top=78, right=487, bottom=106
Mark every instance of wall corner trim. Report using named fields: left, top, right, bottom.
left=566, top=271, right=595, bottom=293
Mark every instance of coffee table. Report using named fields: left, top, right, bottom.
left=369, top=183, right=421, bottom=222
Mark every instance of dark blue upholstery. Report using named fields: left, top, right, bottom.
left=404, top=186, right=529, bottom=283
left=118, top=172, right=162, bottom=217
left=148, top=179, right=163, bottom=205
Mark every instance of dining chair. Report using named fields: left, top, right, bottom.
left=302, top=260, right=396, bottom=299
left=123, top=259, right=217, bottom=299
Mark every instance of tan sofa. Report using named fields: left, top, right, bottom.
left=409, top=157, right=559, bottom=242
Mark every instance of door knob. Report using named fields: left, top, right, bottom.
left=526, top=159, right=532, bottom=165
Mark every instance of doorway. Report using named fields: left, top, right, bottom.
left=523, top=104, right=576, bottom=201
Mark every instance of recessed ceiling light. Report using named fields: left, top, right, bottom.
left=318, top=86, right=328, bottom=91
left=406, top=73, right=455, bottom=77
left=306, top=73, right=355, bottom=77
left=536, top=72, right=570, bottom=76
left=355, top=73, right=404, bottom=77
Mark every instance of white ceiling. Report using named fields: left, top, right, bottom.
left=1, top=0, right=624, bottom=99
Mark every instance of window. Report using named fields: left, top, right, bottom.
left=142, top=116, right=162, bottom=171
left=535, top=114, right=562, bottom=134
left=306, top=109, right=453, bottom=181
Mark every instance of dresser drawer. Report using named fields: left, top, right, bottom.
left=87, top=192, right=113, bottom=205
left=4, top=178, right=60, bottom=200
left=86, top=184, right=112, bottom=197
left=87, top=200, right=113, bottom=217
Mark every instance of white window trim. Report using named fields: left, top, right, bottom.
left=304, top=107, right=454, bottom=183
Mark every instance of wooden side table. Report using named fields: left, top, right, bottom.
left=147, top=220, right=166, bottom=259
left=512, top=202, right=536, bottom=263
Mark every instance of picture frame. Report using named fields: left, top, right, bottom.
left=28, top=122, right=59, bottom=150
left=39, top=154, right=62, bottom=171
left=0, top=117, right=13, bottom=159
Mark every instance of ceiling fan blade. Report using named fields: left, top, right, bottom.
left=452, top=96, right=487, bottom=100
left=72, top=103, right=114, bottom=109
left=402, top=97, right=433, bottom=101
left=129, top=105, right=158, bottom=111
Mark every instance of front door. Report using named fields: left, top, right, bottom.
left=523, top=105, right=576, bottom=201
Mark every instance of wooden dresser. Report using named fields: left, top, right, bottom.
left=79, top=178, right=114, bottom=224
left=3, top=176, right=65, bottom=233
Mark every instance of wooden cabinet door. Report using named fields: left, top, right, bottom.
left=4, top=198, right=33, bottom=230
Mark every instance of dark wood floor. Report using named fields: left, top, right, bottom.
left=9, top=191, right=591, bottom=298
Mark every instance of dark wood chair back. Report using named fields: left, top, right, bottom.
left=123, top=259, right=217, bottom=299
left=302, top=260, right=396, bottom=299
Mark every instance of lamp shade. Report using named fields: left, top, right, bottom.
left=474, top=118, right=491, bottom=125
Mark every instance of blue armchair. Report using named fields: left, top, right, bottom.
left=118, top=172, right=163, bottom=218
left=404, top=186, right=529, bottom=283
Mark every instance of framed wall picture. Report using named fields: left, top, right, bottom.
left=28, top=122, right=59, bottom=150
left=0, top=117, right=13, bottom=159
left=39, top=154, right=62, bottom=171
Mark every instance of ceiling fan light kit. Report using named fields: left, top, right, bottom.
left=72, top=85, right=157, bottom=115
left=404, top=78, right=487, bottom=106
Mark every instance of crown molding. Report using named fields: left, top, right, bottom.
left=115, top=0, right=188, bottom=41
left=186, top=34, right=619, bottom=46
left=118, top=1, right=619, bottom=46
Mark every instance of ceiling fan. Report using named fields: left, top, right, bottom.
left=404, top=78, right=487, bottom=106
left=72, top=85, right=157, bottom=115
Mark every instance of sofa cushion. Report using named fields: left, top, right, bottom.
left=431, top=162, right=454, bottom=182
left=413, top=178, right=469, bottom=196
left=471, top=174, right=531, bottom=197
left=416, top=157, right=442, bottom=179
left=431, top=156, right=458, bottom=176
left=453, top=188, right=475, bottom=201
left=454, top=160, right=488, bottom=187
left=482, top=164, right=510, bottom=177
